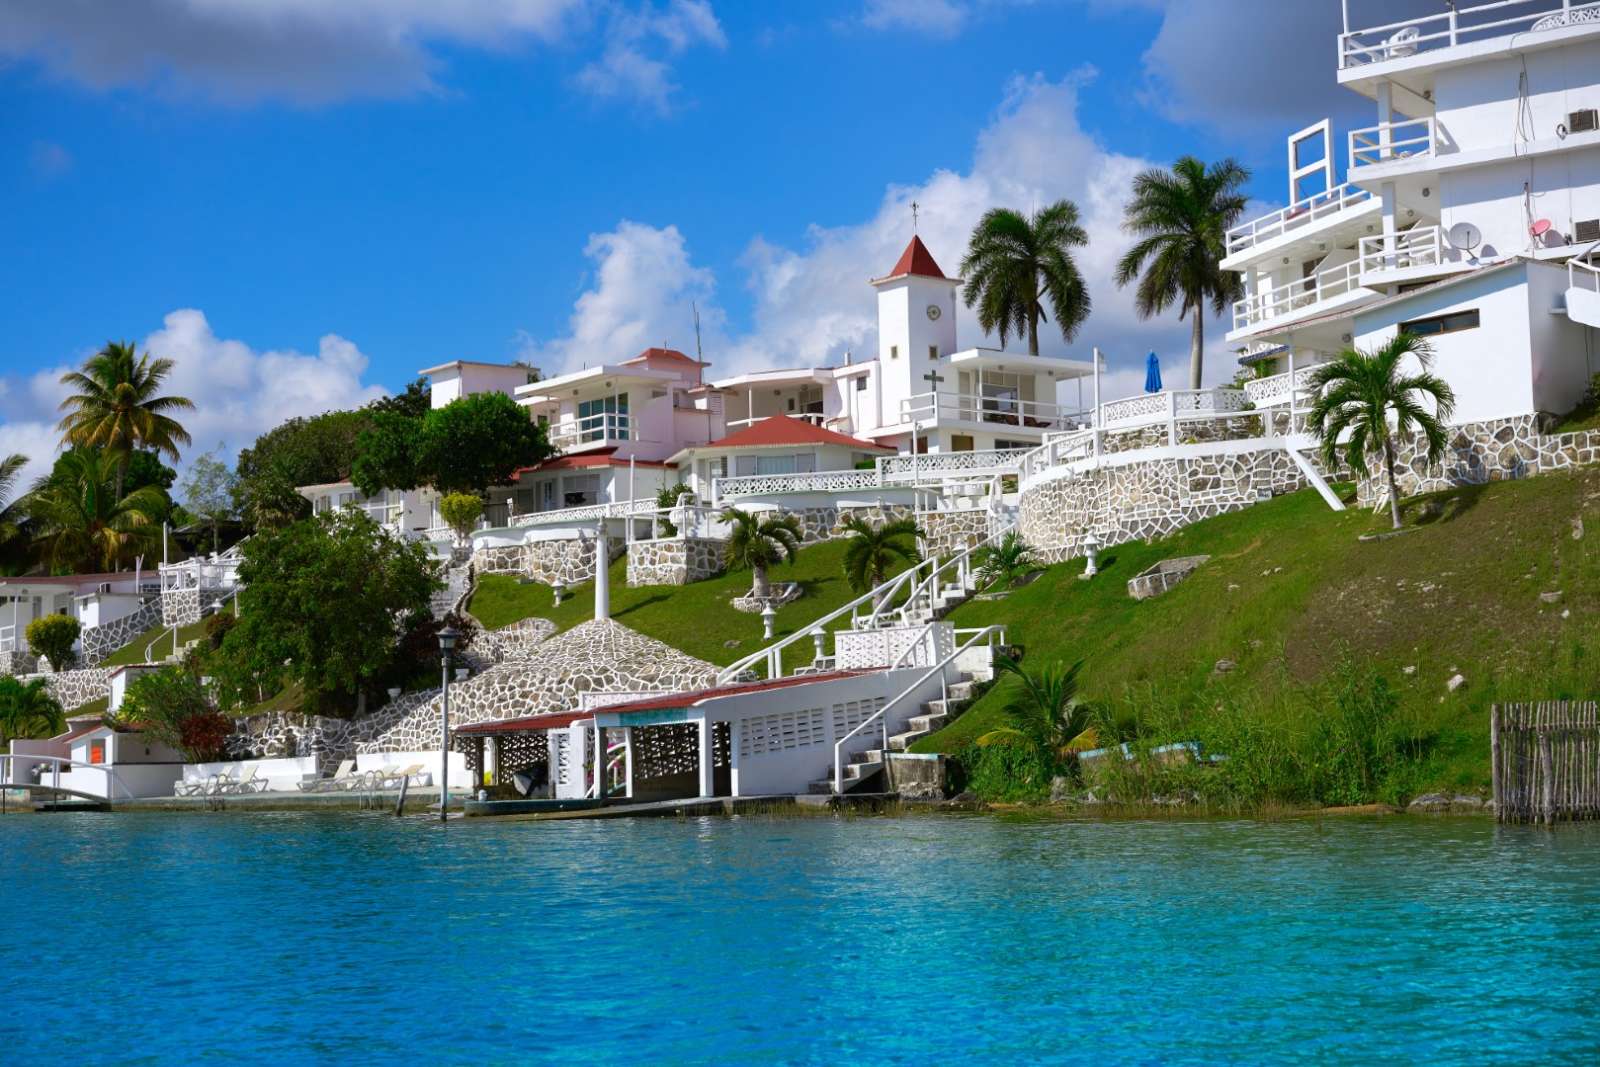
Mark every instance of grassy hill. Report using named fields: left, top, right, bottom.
left=468, top=539, right=907, bottom=669
left=912, top=466, right=1600, bottom=803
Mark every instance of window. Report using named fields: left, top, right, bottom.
left=576, top=394, right=629, bottom=441
left=854, top=376, right=867, bottom=392
left=1399, top=309, right=1480, bottom=337
left=929, top=345, right=940, bottom=360
left=889, top=345, right=899, bottom=360
left=88, top=739, right=106, bottom=765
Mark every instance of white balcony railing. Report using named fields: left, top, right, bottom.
left=508, top=497, right=658, bottom=528
left=1243, top=365, right=1323, bottom=409
left=1233, top=260, right=1366, bottom=332
left=548, top=412, right=633, bottom=451
left=1569, top=242, right=1600, bottom=292
left=1340, top=1, right=1600, bottom=69
left=878, top=448, right=1036, bottom=482
left=899, top=391, right=1085, bottom=431
left=726, top=412, right=826, bottom=430
left=0, top=624, right=17, bottom=654
left=1226, top=183, right=1375, bottom=257
left=1348, top=117, right=1436, bottom=170
left=713, top=468, right=883, bottom=500
left=1356, top=225, right=1470, bottom=278
left=1099, top=387, right=1251, bottom=430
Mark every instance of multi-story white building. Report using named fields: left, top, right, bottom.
left=1226, top=0, right=1600, bottom=424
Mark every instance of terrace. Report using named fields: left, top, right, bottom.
left=898, top=391, right=1085, bottom=433
left=1338, top=0, right=1600, bottom=72
left=1223, top=183, right=1377, bottom=263
left=1357, top=224, right=1477, bottom=285
left=1231, top=260, right=1373, bottom=337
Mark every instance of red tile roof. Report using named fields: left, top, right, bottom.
left=512, top=449, right=674, bottom=477
left=453, top=709, right=594, bottom=735
left=700, top=417, right=893, bottom=452
left=883, top=235, right=947, bottom=280
left=622, top=346, right=709, bottom=368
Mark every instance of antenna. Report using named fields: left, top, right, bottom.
left=911, top=200, right=920, bottom=233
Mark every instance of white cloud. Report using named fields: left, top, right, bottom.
left=858, top=0, right=969, bottom=37
left=525, top=70, right=1241, bottom=399
left=573, top=0, right=725, bottom=113
left=0, top=0, right=721, bottom=107
left=0, top=310, right=389, bottom=487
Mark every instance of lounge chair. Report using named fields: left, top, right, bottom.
left=379, top=763, right=425, bottom=790
left=298, top=759, right=356, bottom=792
left=198, top=767, right=238, bottom=796
left=226, top=766, right=268, bottom=794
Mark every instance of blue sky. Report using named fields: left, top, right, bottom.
left=0, top=0, right=1411, bottom=480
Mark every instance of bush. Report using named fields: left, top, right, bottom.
left=25, top=614, right=81, bottom=671
left=439, top=493, right=483, bottom=543
left=204, top=610, right=237, bottom=651
left=0, top=675, right=65, bottom=741
left=654, top=482, right=692, bottom=536
left=121, top=666, right=231, bottom=761
left=957, top=739, right=1055, bottom=803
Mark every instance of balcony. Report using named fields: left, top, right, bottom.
left=1225, top=184, right=1376, bottom=260
left=1099, top=388, right=1251, bottom=431
left=1357, top=225, right=1474, bottom=284
left=1232, top=260, right=1371, bottom=335
left=1340, top=1, right=1600, bottom=70
left=1348, top=117, right=1436, bottom=173
left=899, top=392, right=1086, bottom=433
left=548, top=412, right=634, bottom=452
left=1243, top=365, right=1323, bottom=409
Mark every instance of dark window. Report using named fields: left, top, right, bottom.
left=855, top=376, right=867, bottom=392
left=1399, top=309, right=1480, bottom=337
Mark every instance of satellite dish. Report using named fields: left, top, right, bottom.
left=1530, top=218, right=1553, bottom=238
left=1447, top=221, right=1482, bottom=252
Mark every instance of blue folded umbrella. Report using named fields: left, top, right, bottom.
left=1144, top=351, right=1163, bottom=393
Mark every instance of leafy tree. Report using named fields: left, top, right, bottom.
left=1306, top=333, right=1457, bottom=530
left=654, top=482, right=692, bottom=537
left=233, top=409, right=370, bottom=528
left=976, top=656, right=1097, bottom=762
left=840, top=515, right=921, bottom=595
left=973, top=531, right=1038, bottom=593
left=367, top=377, right=432, bottom=420
left=180, top=450, right=239, bottom=553
left=719, top=507, right=802, bottom=599
left=218, top=509, right=441, bottom=712
left=0, top=676, right=64, bottom=742
left=25, top=613, right=81, bottom=672
left=439, top=492, right=483, bottom=544
left=1116, top=156, right=1251, bottom=390
left=418, top=392, right=551, bottom=494
left=351, top=410, right=424, bottom=496
left=56, top=341, right=194, bottom=497
left=120, top=666, right=230, bottom=762
left=960, top=201, right=1091, bottom=355
left=26, top=449, right=167, bottom=573
left=0, top=453, right=28, bottom=568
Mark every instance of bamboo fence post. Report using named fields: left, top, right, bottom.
left=1491, top=705, right=1501, bottom=816
left=1540, top=726, right=1555, bottom=828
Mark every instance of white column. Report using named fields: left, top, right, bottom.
left=1375, top=81, right=1393, bottom=160
left=593, top=724, right=605, bottom=798
left=1092, top=346, right=1103, bottom=457
left=623, top=727, right=634, bottom=800
left=698, top=718, right=714, bottom=797
left=593, top=532, right=610, bottom=621
left=1380, top=180, right=1398, bottom=269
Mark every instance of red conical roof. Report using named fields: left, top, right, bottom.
left=884, top=235, right=947, bottom=280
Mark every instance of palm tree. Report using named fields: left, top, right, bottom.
left=840, top=515, right=921, bottom=595
left=972, top=531, right=1037, bottom=593
left=57, top=340, right=194, bottom=496
left=26, top=449, right=167, bottom=573
left=1306, top=333, right=1457, bottom=530
left=960, top=201, right=1092, bottom=355
left=0, top=676, right=65, bottom=743
left=1116, top=156, right=1251, bottom=390
left=976, top=655, right=1096, bottom=761
left=0, top=453, right=29, bottom=559
left=719, top=507, right=802, bottom=599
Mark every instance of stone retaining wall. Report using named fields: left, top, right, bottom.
left=17, top=666, right=116, bottom=711
left=470, top=535, right=626, bottom=588
left=162, top=587, right=230, bottom=627
left=1356, top=415, right=1600, bottom=505
left=0, top=650, right=38, bottom=675
left=920, top=509, right=992, bottom=557
left=779, top=502, right=917, bottom=544
left=626, top=536, right=725, bottom=586
left=82, top=599, right=163, bottom=665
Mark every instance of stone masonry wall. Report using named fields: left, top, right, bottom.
left=13, top=666, right=116, bottom=711
left=161, top=587, right=229, bottom=627
left=1356, top=415, right=1600, bottom=505
left=1018, top=446, right=1313, bottom=564
left=0, top=650, right=38, bottom=676
left=626, top=536, right=725, bottom=586
left=920, top=509, right=992, bottom=558
left=779, top=502, right=916, bottom=544
left=81, top=598, right=163, bottom=665
left=470, top=535, right=626, bottom=588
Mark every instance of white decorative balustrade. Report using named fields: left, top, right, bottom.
left=1233, top=260, right=1367, bottom=332
left=879, top=448, right=1035, bottom=482
left=1226, top=183, right=1375, bottom=257
left=1339, top=1, right=1600, bottom=69
left=508, top=497, right=658, bottom=528
left=1243, top=365, right=1323, bottom=408
left=713, top=468, right=883, bottom=500
left=899, top=391, right=1084, bottom=431
left=1348, top=117, right=1436, bottom=170
left=1099, top=388, right=1250, bottom=430
left=1358, top=226, right=1465, bottom=279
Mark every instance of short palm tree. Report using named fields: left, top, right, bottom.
left=719, top=507, right=802, bottom=599
left=57, top=341, right=194, bottom=496
left=0, top=676, right=65, bottom=743
left=840, top=515, right=921, bottom=595
left=960, top=200, right=1091, bottom=355
left=1116, top=156, right=1250, bottom=389
left=26, top=449, right=167, bottom=572
left=1306, top=333, right=1457, bottom=530
left=976, top=655, right=1096, bottom=761
left=972, top=531, right=1037, bottom=593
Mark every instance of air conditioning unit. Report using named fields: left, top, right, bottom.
left=1576, top=218, right=1600, bottom=244
left=1568, top=108, right=1599, bottom=135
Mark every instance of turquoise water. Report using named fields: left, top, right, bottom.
left=4, top=813, right=1600, bottom=1065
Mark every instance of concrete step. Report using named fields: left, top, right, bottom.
left=806, top=759, right=884, bottom=795
left=906, top=710, right=950, bottom=734
left=948, top=681, right=975, bottom=701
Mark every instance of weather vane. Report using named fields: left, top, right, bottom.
left=911, top=200, right=920, bottom=232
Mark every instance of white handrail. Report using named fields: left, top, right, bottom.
left=1226, top=183, right=1374, bottom=256
left=1570, top=240, right=1600, bottom=291
left=1340, top=1, right=1600, bottom=68
left=891, top=622, right=938, bottom=669
left=832, top=625, right=1005, bottom=793
left=1348, top=117, right=1435, bottom=169
left=0, top=753, right=132, bottom=802
left=880, top=526, right=1004, bottom=629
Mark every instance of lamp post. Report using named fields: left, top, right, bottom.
left=437, top=624, right=459, bottom=821
left=761, top=604, right=777, bottom=641
left=1080, top=530, right=1101, bottom=580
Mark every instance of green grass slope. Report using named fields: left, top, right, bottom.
left=100, top=619, right=210, bottom=668
left=913, top=467, right=1600, bottom=796
left=468, top=539, right=907, bottom=668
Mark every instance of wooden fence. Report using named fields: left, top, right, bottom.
left=1492, top=702, right=1600, bottom=825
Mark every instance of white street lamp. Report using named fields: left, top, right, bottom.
left=437, top=624, right=460, bottom=821
left=1081, top=530, right=1102, bottom=580
left=761, top=604, right=777, bottom=641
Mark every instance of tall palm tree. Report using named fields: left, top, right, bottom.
left=26, top=449, right=167, bottom=573
left=1306, top=333, right=1457, bottom=530
left=960, top=200, right=1092, bottom=355
left=976, top=655, right=1096, bottom=761
left=0, top=676, right=65, bottom=743
left=1116, top=156, right=1251, bottom=390
left=719, top=507, right=802, bottom=599
left=57, top=340, right=194, bottom=497
left=0, top=453, right=29, bottom=558
left=840, top=515, right=921, bottom=595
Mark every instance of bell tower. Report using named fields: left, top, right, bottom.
left=872, top=234, right=959, bottom=433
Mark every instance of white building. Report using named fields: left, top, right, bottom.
left=1225, top=0, right=1600, bottom=423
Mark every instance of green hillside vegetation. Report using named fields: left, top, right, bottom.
left=913, top=467, right=1600, bottom=805
left=100, top=618, right=211, bottom=668
left=468, top=538, right=911, bottom=669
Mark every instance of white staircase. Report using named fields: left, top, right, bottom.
left=807, top=677, right=977, bottom=794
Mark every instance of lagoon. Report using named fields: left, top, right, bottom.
left=3, top=813, right=1599, bottom=1065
